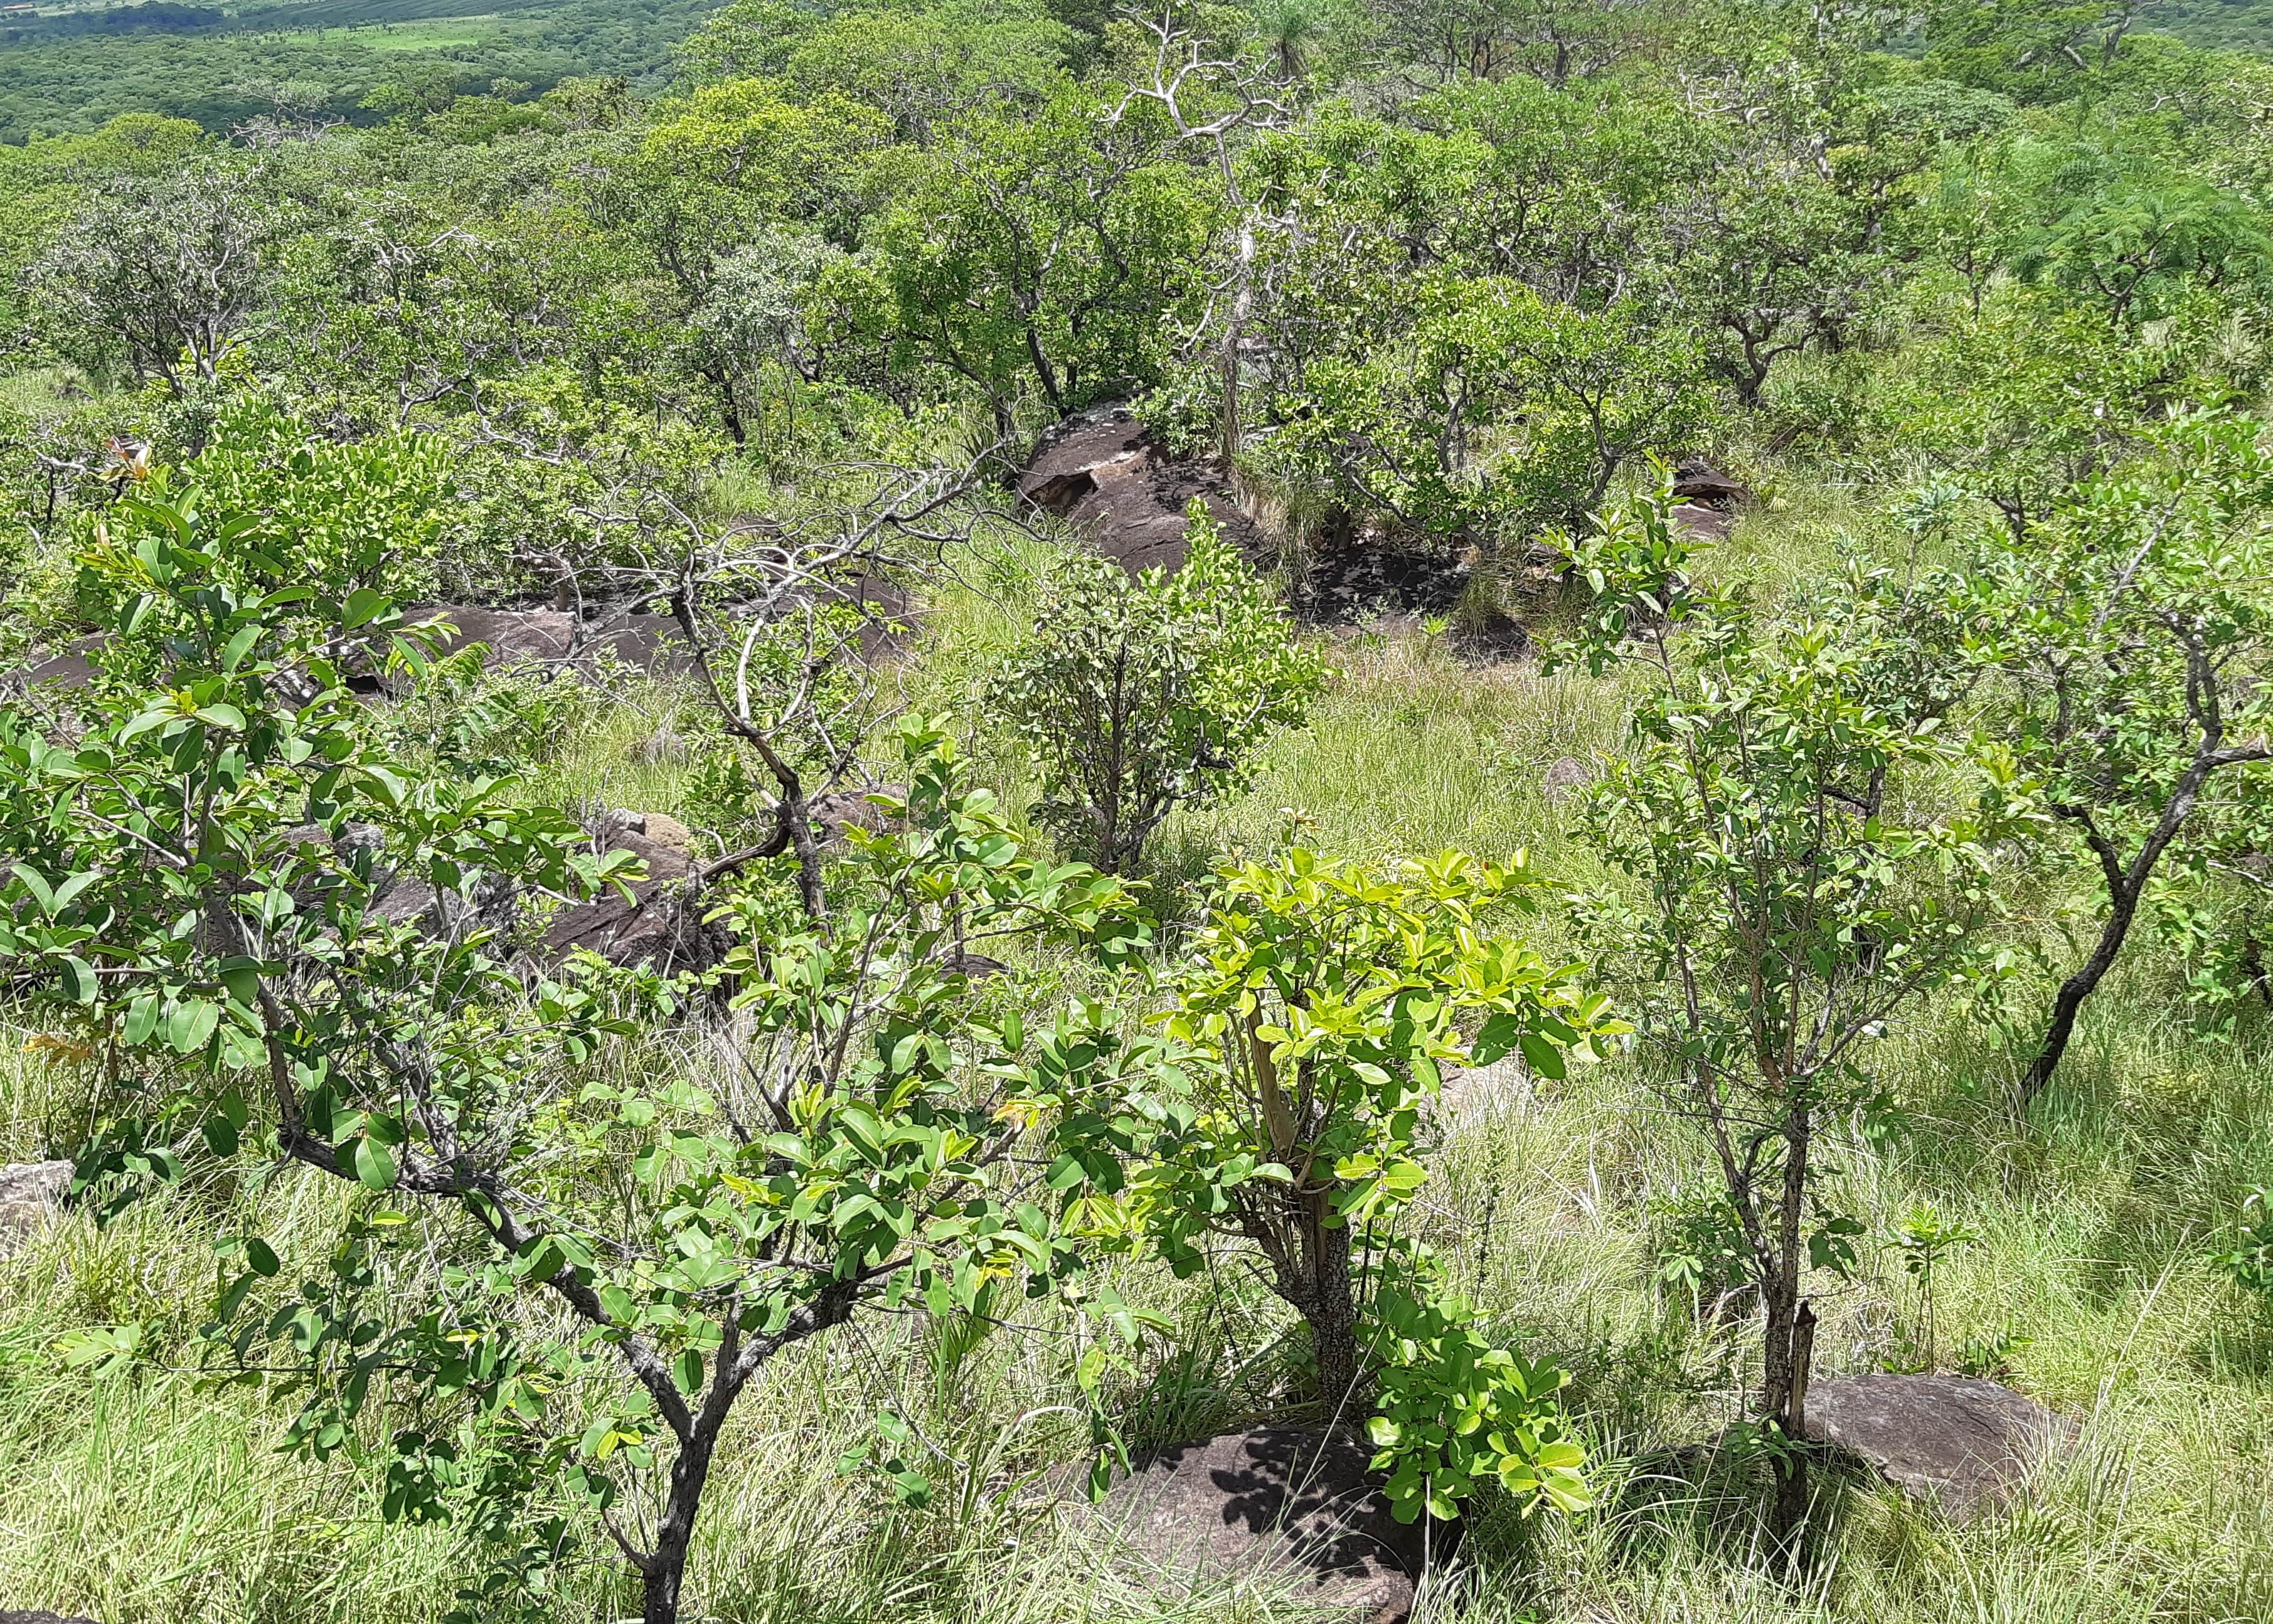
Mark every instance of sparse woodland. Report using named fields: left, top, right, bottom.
left=7, top=2, right=2273, bottom=1622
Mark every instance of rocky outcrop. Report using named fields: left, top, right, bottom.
left=1542, top=755, right=1597, bottom=806
left=1669, top=460, right=1753, bottom=543
left=1449, top=607, right=1528, bottom=659
left=1671, top=462, right=1752, bottom=508
left=541, top=810, right=721, bottom=972
left=1, top=603, right=695, bottom=702
left=809, top=787, right=905, bottom=851
left=1017, top=405, right=1260, bottom=576
left=1, top=636, right=105, bottom=697
left=1801, top=1374, right=2076, bottom=1520
left=400, top=605, right=694, bottom=680
left=1434, top=1054, right=1531, bottom=1120
left=1082, top=1426, right=1433, bottom=1623
left=0, top=1160, right=72, bottom=1261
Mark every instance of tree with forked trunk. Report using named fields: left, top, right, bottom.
left=1963, top=413, right=2273, bottom=1113
left=0, top=481, right=1151, bottom=1624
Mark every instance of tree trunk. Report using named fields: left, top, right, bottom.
left=1759, top=1105, right=1810, bottom=1423
left=642, top=1415, right=724, bottom=1624
left=1773, top=1300, right=1818, bottom=1543
left=1762, top=1108, right=1819, bottom=1567
left=1302, top=1191, right=1361, bottom=1414
left=1221, top=220, right=1255, bottom=464
left=703, top=366, right=747, bottom=445
left=2018, top=876, right=2140, bottom=1113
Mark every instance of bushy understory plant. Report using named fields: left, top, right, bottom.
left=1112, top=844, right=1610, bottom=1522
left=0, top=494, right=1156, bottom=1624
left=989, top=502, right=1324, bottom=873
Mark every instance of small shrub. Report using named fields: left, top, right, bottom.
left=988, top=501, right=1324, bottom=873
left=2213, top=1186, right=2273, bottom=1297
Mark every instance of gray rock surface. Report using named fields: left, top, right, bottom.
left=408, top=603, right=577, bottom=665
left=1670, top=462, right=1752, bottom=507
left=0, top=1160, right=72, bottom=1261
left=1449, top=608, right=1528, bottom=661
left=1670, top=502, right=1734, bottom=541
left=0, top=1162, right=71, bottom=1205
left=1, top=635, right=105, bottom=696
left=810, top=787, right=905, bottom=850
left=1541, top=755, right=1597, bottom=806
left=1018, top=405, right=1260, bottom=576
left=542, top=810, right=712, bottom=970
left=543, top=884, right=713, bottom=970
left=1801, top=1374, right=2076, bottom=1519
left=1435, top=1054, right=1531, bottom=1120
left=399, top=604, right=694, bottom=679
left=1084, top=1426, right=1430, bottom=1623
left=0, top=1611, right=104, bottom=1624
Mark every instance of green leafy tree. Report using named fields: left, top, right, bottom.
left=2015, top=171, right=2272, bottom=327
left=1124, top=844, right=1608, bottom=1521
left=1924, top=0, right=2159, bottom=99
left=1964, top=413, right=2273, bottom=1110
left=1557, top=482, right=2041, bottom=1539
left=23, top=159, right=287, bottom=393
left=859, top=87, right=1212, bottom=430
left=1270, top=273, right=1710, bottom=545
left=1871, top=284, right=2178, bottom=541
left=989, top=503, right=1324, bottom=873
left=600, top=78, right=888, bottom=442
left=683, top=0, right=1072, bottom=130
left=0, top=494, right=1150, bottom=1624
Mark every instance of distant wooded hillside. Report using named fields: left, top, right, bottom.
left=0, top=0, right=715, bottom=143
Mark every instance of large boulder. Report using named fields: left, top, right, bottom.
left=1668, top=460, right=1752, bottom=544
left=0, top=1160, right=72, bottom=1261
left=541, top=810, right=716, bottom=971
left=1018, top=405, right=1260, bottom=576
left=398, top=605, right=695, bottom=681
left=1, top=635, right=105, bottom=698
left=406, top=603, right=577, bottom=666
left=1801, top=1373, right=2076, bottom=1520
left=1670, top=462, right=1752, bottom=508
left=1541, top=755, right=1597, bottom=807
left=1082, top=1426, right=1430, bottom=1623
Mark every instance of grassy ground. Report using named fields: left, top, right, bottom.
left=4, top=489, right=2273, bottom=1623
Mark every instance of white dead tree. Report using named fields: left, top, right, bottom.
left=1110, top=7, right=1294, bottom=463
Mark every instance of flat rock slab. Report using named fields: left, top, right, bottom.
left=1, top=635, right=106, bottom=696
left=1802, top=1374, right=2076, bottom=1519
left=0, top=1162, right=70, bottom=1205
left=1, top=1611, right=104, bottom=1624
left=1084, top=1426, right=1428, bottom=1623
left=398, top=605, right=696, bottom=680
left=541, top=810, right=712, bottom=971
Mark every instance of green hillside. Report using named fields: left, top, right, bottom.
left=9, top=3, right=2273, bottom=1624
left=0, top=0, right=714, bottom=142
